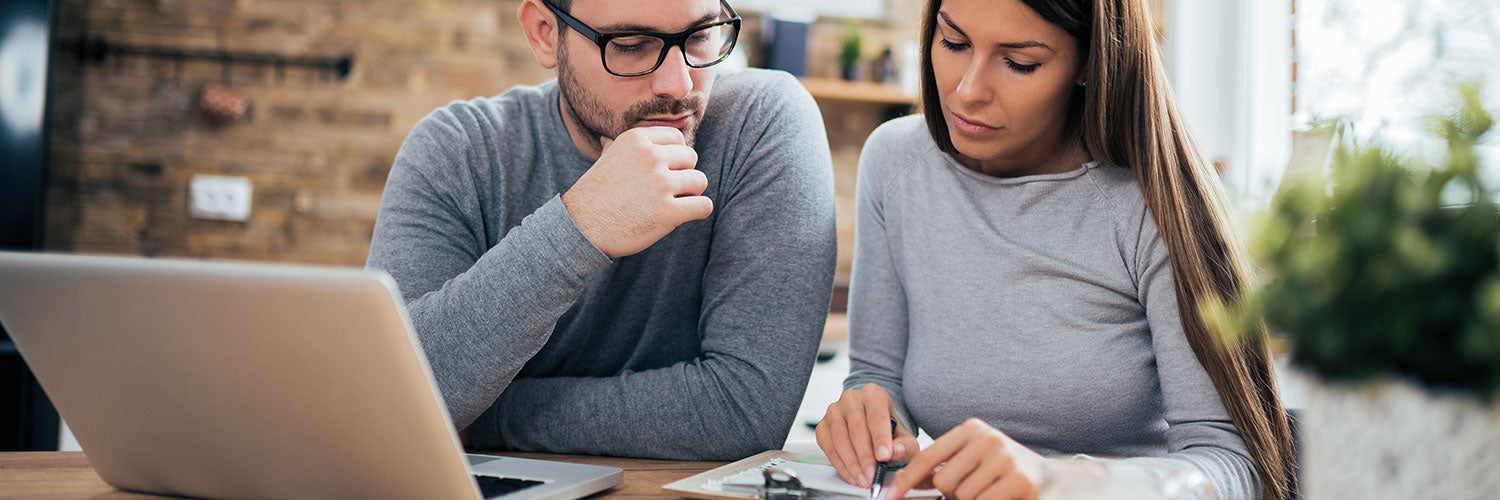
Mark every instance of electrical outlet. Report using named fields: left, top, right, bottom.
left=188, top=174, right=253, bottom=222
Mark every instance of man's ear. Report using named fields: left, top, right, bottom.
left=519, top=0, right=561, bottom=70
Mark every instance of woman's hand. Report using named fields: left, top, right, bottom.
left=815, top=384, right=922, bottom=488
left=887, top=418, right=1047, bottom=500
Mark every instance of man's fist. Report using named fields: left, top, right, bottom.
left=561, top=127, right=714, bottom=258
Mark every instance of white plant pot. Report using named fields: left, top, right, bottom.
left=1302, top=376, right=1500, bottom=499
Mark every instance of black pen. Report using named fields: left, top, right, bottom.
left=871, top=417, right=897, bottom=498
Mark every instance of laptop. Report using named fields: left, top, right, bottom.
left=0, top=251, right=623, bottom=499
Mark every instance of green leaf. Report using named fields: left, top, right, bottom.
left=1223, top=83, right=1500, bottom=399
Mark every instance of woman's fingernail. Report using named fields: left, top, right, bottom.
left=894, top=443, right=906, bottom=456
left=864, top=465, right=875, bottom=487
left=877, top=445, right=890, bottom=461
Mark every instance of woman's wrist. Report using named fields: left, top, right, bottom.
left=1038, top=454, right=1218, bottom=500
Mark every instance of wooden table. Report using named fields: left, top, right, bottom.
left=0, top=451, right=725, bottom=498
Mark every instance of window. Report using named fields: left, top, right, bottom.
left=1294, top=0, right=1500, bottom=191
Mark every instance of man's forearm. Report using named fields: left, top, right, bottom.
left=472, top=349, right=818, bottom=459
left=378, top=196, right=611, bottom=429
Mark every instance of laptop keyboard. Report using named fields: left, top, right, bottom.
left=474, top=475, right=546, bottom=498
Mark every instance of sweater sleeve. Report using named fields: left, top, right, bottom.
left=842, top=122, right=919, bottom=433
left=471, top=74, right=839, bottom=460
left=1114, top=210, right=1262, bottom=500
left=365, top=103, right=612, bottom=430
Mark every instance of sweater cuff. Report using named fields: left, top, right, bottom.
left=534, top=195, right=611, bottom=279
left=467, top=402, right=506, bottom=450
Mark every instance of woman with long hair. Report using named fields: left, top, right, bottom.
left=813, top=0, right=1294, bottom=499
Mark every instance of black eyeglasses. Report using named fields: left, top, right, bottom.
left=543, top=0, right=742, bottom=77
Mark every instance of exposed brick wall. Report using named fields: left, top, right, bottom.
left=46, top=0, right=553, bottom=265
left=53, top=0, right=1133, bottom=277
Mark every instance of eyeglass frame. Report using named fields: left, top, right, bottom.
left=542, top=0, right=743, bottom=77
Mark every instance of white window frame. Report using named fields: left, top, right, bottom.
left=1165, top=0, right=1293, bottom=211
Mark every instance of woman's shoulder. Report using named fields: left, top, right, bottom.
left=866, top=115, right=937, bottom=155
left=855, top=116, right=939, bottom=200
left=858, top=115, right=941, bottom=186
left=1082, top=162, right=1148, bottom=208
left=1081, top=162, right=1161, bottom=247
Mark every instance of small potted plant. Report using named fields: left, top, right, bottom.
left=839, top=20, right=863, bottom=81
left=1207, top=83, right=1500, bottom=499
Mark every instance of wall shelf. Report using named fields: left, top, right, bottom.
left=799, top=78, right=916, bottom=106
left=64, top=37, right=354, bottom=81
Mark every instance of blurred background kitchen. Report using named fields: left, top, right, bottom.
left=3, top=0, right=1497, bottom=453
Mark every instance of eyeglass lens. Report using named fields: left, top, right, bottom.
left=604, top=23, right=736, bottom=75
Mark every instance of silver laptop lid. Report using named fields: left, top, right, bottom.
left=0, top=252, right=480, bottom=499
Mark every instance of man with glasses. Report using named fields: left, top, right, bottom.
left=366, top=0, right=836, bottom=460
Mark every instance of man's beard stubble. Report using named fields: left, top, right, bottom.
left=557, top=43, right=708, bottom=147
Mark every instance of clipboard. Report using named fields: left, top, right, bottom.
left=663, top=450, right=829, bottom=499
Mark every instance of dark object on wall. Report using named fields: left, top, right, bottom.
left=763, top=13, right=810, bottom=77
left=0, top=0, right=60, bottom=452
left=198, top=82, right=250, bottom=124
left=63, top=36, right=355, bottom=82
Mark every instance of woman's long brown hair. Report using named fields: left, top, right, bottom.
left=917, top=1, right=1295, bottom=498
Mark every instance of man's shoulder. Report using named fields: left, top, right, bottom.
left=697, top=68, right=824, bottom=161
left=399, top=81, right=558, bottom=171
left=420, top=81, right=555, bottom=132
left=395, top=81, right=559, bottom=185
left=707, top=68, right=809, bottom=114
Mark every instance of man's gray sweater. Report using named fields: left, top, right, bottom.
left=367, top=69, right=837, bottom=460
